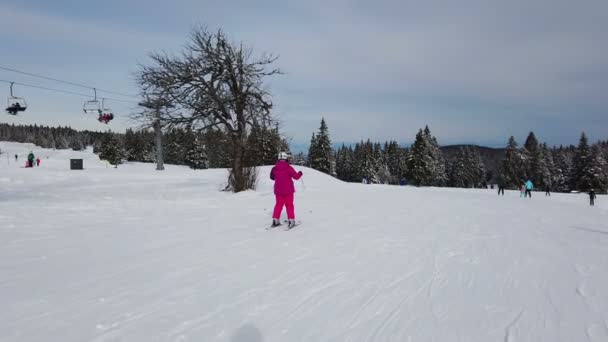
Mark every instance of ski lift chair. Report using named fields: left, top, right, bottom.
left=5, top=83, right=27, bottom=115
left=83, top=88, right=101, bottom=114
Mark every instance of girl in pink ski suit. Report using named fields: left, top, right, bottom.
left=270, top=154, right=303, bottom=227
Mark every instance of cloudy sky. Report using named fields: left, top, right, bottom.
left=1, top=0, right=607, bottom=148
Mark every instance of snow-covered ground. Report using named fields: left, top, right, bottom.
left=1, top=141, right=608, bottom=342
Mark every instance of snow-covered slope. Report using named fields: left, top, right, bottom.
left=1, top=141, right=608, bottom=342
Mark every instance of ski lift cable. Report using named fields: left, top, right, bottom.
left=0, top=79, right=138, bottom=104
left=0, top=66, right=137, bottom=99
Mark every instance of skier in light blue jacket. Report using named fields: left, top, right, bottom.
left=524, top=179, right=534, bottom=198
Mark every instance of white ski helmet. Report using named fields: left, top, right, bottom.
left=278, top=151, right=290, bottom=160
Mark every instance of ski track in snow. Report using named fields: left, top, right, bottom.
left=1, top=142, right=608, bottom=341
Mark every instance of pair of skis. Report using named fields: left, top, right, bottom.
left=267, top=220, right=302, bottom=231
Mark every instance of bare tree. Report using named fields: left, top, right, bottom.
left=136, top=26, right=281, bottom=192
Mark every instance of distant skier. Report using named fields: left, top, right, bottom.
left=589, top=189, right=596, bottom=206
left=525, top=179, right=533, bottom=198
left=544, top=185, right=551, bottom=196
left=14, top=154, right=18, bottom=162
left=36, top=158, right=41, bottom=167
left=270, top=152, right=303, bottom=229
left=27, top=151, right=35, bottom=168
left=520, top=183, right=525, bottom=198
left=497, top=179, right=505, bottom=196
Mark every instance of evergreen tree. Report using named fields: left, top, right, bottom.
left=373, top=142, right=390, bottom=184
left=405, top=129, right=434, bottom=186
left=405, top=126, right=445, bottom=186
left=448, top=147, right=485, bottom=188
left=336, top=145, right=356, bottom=182
left=185, top=136, right=209, bottom=169
left=499, top=136, right=524, bottom=187
left=353, top=140, right=379, bottom=183
left=69, top=135, right=85, bottom=151
left=573, top=132, right=592, bottom=191
left=537, top=143, right=554, bottom=189
left=522, top=131, right=541, bottom=183
left=449, top=147, right=469, bottom=187
left=124, top=129, right=142, bottom=161
left=397, top=148, right=409, bottom=182
left=98, top=133, right=125, bottom=167
left=307, top=133, right=316, bottom=168
left=584, top=145, right=608, bottom=192
left=308, top=118, right=332, bottom=174
left=552, top=148, right=572, bottom=192
left=246, top=124, right=285, bottom=166
left=471, top=147, right=486, bottom=187
left=384, top=141, right=401, bottom=184
left=203, top=128, right=231, bottom=168
left=425, top=126, right=447, bottom=186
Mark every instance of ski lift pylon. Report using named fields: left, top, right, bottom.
left=6, top=82, right=27, bottom=115
left=83, top=88, right=101, bottom=114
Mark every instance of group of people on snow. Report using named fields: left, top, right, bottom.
left=519, top=180, right=534, bottom=198
left=497, top=178, right=597, bottom=206
left=16, top=151, right=41, bottom=168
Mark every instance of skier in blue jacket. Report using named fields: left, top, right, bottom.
left=524, top=179, right=534, bottom=198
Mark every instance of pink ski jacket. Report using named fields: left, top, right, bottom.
left=270, top=160, right=302, bottom=196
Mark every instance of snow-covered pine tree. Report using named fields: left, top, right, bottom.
left=335, top=144, right=352, bottom=181
left=572, top=132, right=592, bottom=191
left=98, top=132, right=125, bottom=167
left=384, top=141, right=401, bottom=184
left=397, top=147, right=409, bottom=182
left=164, top=128, right=189, bottom=165
left=203, top=129, right=231, bottom=168
left=353, top=140, right=378, bottom=183
left=124, top=129, right=152, bottom=162
left=69, top=135, right=85, bottom=151
left=423, top=126, right=447, bottom=186
left=584, top=145, right=608, bottom=192
left=373, top=142, right=390, bottom=184
left=499, top=136, right=524, bottom=188
left=308, top=118, right=332, bottom=174
left=343, top=146, right=356, bottom=182
left=522, top=131, right=540, bottom=182
left=307, top=133, right=317, bottom=168
left=449, top=147, right=468, bottom=187
left=406, top=129, right=435, bottom=186
left=552, top=147, right=573, bottom=192
left=245, top=125, right=263, bottom=166
left=246, top=124, right=283, bottom=166
left=537, top=143, right=554, bottom=189
left=140, top=130, right=156, bottom=162
left=185, top=136, right=209, bottom=169
left=263, top=125, right=285, bottom=165
left=471, top=147, right=486, bottom=188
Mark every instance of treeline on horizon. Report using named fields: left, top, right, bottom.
left=1, top=122, right=607, bottom=193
